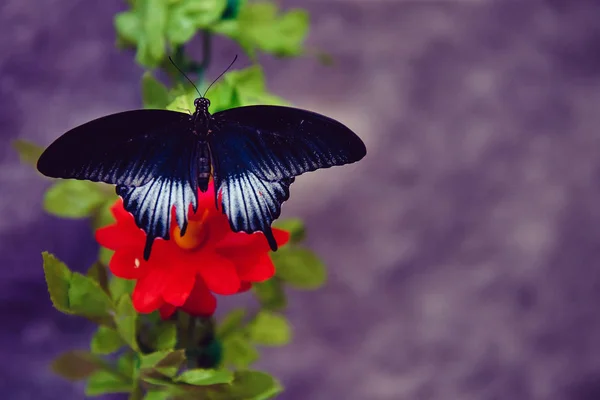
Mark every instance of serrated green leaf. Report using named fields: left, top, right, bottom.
left=44, top=180, right=107, bottom=218
left=50, top=350, right=101, bottom=381
left=115, top=295, right=140, bottom=351
left=272, top=247, right=327, bottom=289
left=68, top=272, right=114, bottom=317
left=272, top=218, right=305, bottom=243
left=153, top=322, right=177, bottom=350
left=109, top=276, right=136, bottom=300
left=215, top=308, right=246, bottom=338
left=175, top=368, right=233, bottom=386
left=247, top=311, right=291, bottom=346
left=42, top=252, right=72, bottom=314
left=85, top=370, right=132, bottom=396
left=252, top=279, right=286, bottom=311
left=166, top=0, right=227, bottom=45
left=221, top=333, right=259, bottom=368
left=142, top=72, right=170, bottom=109
left=87, top=262, right=109, bottom=294
left=91, top=326, right=125, bottom=354
left=12, top=139, right=44, bottom=167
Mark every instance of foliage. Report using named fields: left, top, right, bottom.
left=16, top=0, right=335, bottom=398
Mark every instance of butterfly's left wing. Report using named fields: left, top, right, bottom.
left=207, top=105, right=366, bottom=250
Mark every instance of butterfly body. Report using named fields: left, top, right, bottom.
left=37, top=96, right=366, bottom=260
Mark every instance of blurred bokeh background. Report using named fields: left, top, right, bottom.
left=3, top=0, right=600, bottom=399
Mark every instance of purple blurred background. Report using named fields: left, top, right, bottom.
left=2, top=0, right=600, bottom=399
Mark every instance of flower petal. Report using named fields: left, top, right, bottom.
left=109, top=249, right=148, bottom=279
left=162, top=267, right=196, bottom=307
left=216, top=228, right=290, bottom=255
left=159, top=304, right=177, bottom=320
left=238, top=281, right=252, bottom=293
left=132, top=269, right=168, bottom=313
left=181, top=278, right=217, bottom=316
left=233, top=253, right=275, bottom=282
left=197, top=254, right=240, bottom=295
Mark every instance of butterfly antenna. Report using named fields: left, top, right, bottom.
left=168, top=56, right=202, bottom=98
left=202, top=54, right=238, bottom=98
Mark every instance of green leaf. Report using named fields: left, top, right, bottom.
left=203, top=80, right=236, bottom=113
left=92, top=199, right=117, bottom=230
left=215, top=308, right=246, bottom=338
left=153, top=322, right=178, bottom=350
left=50, top=350, right=101, bottom=381
left=212, top=2, right=309, bottom=58
left=166, top=91, right=196, bottom=114
left=224, top=65, right=288, bottom=107
left=140, top=350, right=185, bottom=377
left=109, top=276, right=136, bottom=300
left=44, top=180, right=107, bottom=218
left=68, top=272, right=114, bottom=317
left=166, top=0, right=227, bottom=45
left=117, top=352, right=137, bottom=379
left=114, top=10, right=141, bottom=45
left=99, top=247, right=115, bottom=266
left=143, top=391, right=171, bottom=400
left=115, top=295, right=140, bottom=351
left=87, top=262, right=109, bottom=294
left=272, top=247, right=327, bottom=289
left=142, top=72, right=170, bottom=109
left=12, top=139, right=44, bottom=167
left=85, top=370, right=132, bottom=396
left=272, top=218, right=305, bottom=243
left=129, top=385, right=145, bottom=400
left=137, top=0, right=168, bottom=67
left=247, top=311, right=291, bottom=347
left=91, top=326, right=125, bottom=354
left=252, top=279, right=286, bottom=311
left=42, top=252, right=72, bottom=314
left=174, top=368, right=233, bottom=386
left=116, top=0, right=169, bottom=67
left=221, top=333, right=259, bottom=368
left=221, top=370, right=282, bottom=400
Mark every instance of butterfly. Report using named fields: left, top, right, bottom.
left=37, top=96, right=366, bottom=260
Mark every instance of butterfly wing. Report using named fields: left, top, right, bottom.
left=37, top=109, right=201, bottom=260
left=37, top=110, right=190, bottom=187
left=210, top=105, right=367, bottom=182
left=208, top=105, right=366, bottom=249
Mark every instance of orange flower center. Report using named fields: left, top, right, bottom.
left=173, top=209, right=209, bottom=251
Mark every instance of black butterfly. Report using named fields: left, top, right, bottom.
left=37, top=97, right=366, bottom=260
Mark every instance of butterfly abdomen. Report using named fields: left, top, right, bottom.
left=197, top=141, right=211, bottom=192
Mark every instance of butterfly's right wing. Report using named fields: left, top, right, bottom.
left=37, top=109, right=201, bottom=260
left=37, top=110, right=191, bottom=187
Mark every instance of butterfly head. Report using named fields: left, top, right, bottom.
left=194, top=97, right=211, bottom=113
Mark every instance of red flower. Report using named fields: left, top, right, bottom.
left=95, top=182, right=289, bottom=319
